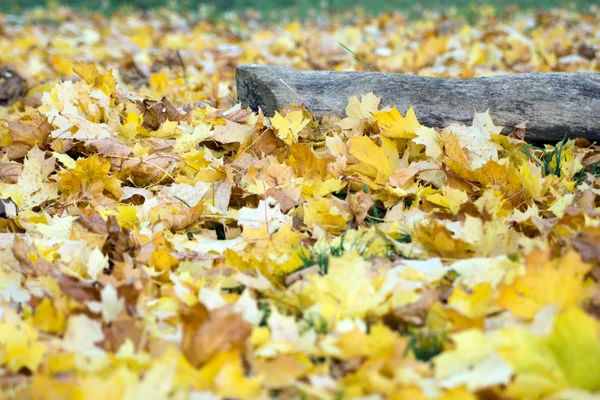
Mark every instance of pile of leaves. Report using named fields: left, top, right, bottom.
left=0, top=5, right=600, bottom=400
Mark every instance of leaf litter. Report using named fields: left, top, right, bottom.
left=0, top=5, right=599, bottom=399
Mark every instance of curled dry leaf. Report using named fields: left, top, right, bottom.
left=11, top=235, right=54, bottom=277
left=138, top=97, right=191, bottom=131
left=5, top=111, right=51, bottom=160
left=180, top=303, right=252, bottom=367
left=384, top=289, right=443, bottom=329
left=0, top=66, right=28, bottom=107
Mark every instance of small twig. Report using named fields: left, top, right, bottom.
left=278, top=77, right=316, bottom=120
left=176, top=50, right=188, bottom=85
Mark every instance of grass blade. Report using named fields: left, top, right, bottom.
left=338, top=41, right=374, bottom=72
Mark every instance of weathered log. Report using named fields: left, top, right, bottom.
left=236, top=65, right=600, bottom=142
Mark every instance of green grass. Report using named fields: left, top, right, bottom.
left=1, top=0, right=597, bottom=19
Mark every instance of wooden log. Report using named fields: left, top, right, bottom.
left=236, top=65, right=600, bottom=142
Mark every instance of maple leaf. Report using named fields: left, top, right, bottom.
left=303, top=252, right=386, bottom=320
left=32, top=297, right=67, bottom=334
left=349, top=136, right=394, bottom=178
left=0, top=146, right=58, bottom=208
left=442, top=110, right=503, bottom=170
left=270, top=110, right=310, bottom=145
left=180, top=303, right=252, bottom=367
left=237, top=197, right=291, bottom=234
left=289, top=143, right=328, bottom=179
left=337, top=92, right=380, bottom=130
left=62, top=314, right=109, bottom=372
left=138, top=97, right=191, bottom=131
left=0, top=317, right=48, bottom=372
left=4, top=111, right=51, bottom=159
left=58, top=154, right=123, bottom=205
left=212, top=120, right=252, bottom=144
left=498, top=307, right=600, bottom=398
left=73, top=61, right=117, bottom=97
left=434, top=329, right=512, bottom=391
left=414, top=126, right=444, bottom=160
left=303, top=198, right=352, bottom=233
left=375, top=106, right=421, bottom=139
left=86, top=284, right=125, bottom=323
left=497, top=250, right=592, bottom=319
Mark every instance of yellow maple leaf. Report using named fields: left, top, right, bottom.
left=303, top=252, right=385, bottom=320
left=425, top=186, right=469, bottom=215
left=32, top=297, right=67, bottom=334
left=58, top=154, right=123, bottom=204
left=414, top=126, right=443, bottom=160
left=349, top=136, right=394, bottom=178
left=0, top=146, right=59, bottom=208
left=442, top=110, right=503, bottom=170
left=433, top=329, right=512, bottom=391
left=447, top=283, right=498, bottom=322
left=303, top=198, right=352, bottom=233
left=242, top=223, right=305, bottom=270
left=198, top=350, right=263, bottom=399
left=498, top=307, right=600, bottom=398
left=375, top=106, right=421, bottom=139
left=497, top=250, right=592, bottom=319
left=0, top=319, right=47, bottom=372
left=517, top=160, right=546, bottom=198
left=337, top=92, right=381, bottom=130
left=254, top=354, right=311, bottom=389
left=73, top=61, right=116, bottom=97
left=271, top=110, right=310, bottom=145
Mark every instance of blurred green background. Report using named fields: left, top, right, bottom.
left=1, top=0, right=597, bottom=17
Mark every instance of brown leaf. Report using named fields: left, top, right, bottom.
left=213, top=121, right=252, bottom=144
left=11, top=235, right=53, bottom=277
left=572, top=226, right=600, bottom=263
left=346, top=191, right=374, bottom=226
left=116, top=281, right=143, bottom=315
left=75, top=211, right=109, bottom=235
left=5, top=111, right=51, bottom=159
left=285, top=265, right=319, bottom=286
left=508, top=121, right=528, bottom=141
left=390, top=161, right=430, bottom=188
left=289, top=143, right=328, bottom=179
left=138, top=97, right=191, bottom=131
left=58, top=274, right=101, bottom=303
left=223, top=108, right=251, bottom=123
left=384, top=289, right=442, bottom=329
left=119, top=57, right=150, bottom=88
left=103, top=215, right=137, bottom=263
left=251, top=112, right=288, bottom=157
left=208, top=108, right=251, bottom=124
left=578, top=43, right=596, bottom=60
left=180, top=303, right=251, bottom=367
left=266, top=187, right=301, bottom=213
left=212, top=181, right=232, bottom=212
left=0, top=162, right=22, bottom=184
left=87, top=137, right=133, bottom=158
left=160, top=201, right=208, bottom=232
left=102, top=315, right=144, bottom=352
left=120, top=155, right=175, bottom=187
left=0, top=66, right=28, bottom=107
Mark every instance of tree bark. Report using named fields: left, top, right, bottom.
left=236, top=65, right=600, bottom=142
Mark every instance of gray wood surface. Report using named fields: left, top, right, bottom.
left=236, top=65, right=600, bottom=142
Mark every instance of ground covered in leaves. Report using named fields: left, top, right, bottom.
left=1, top=5, right=600, bottom=400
